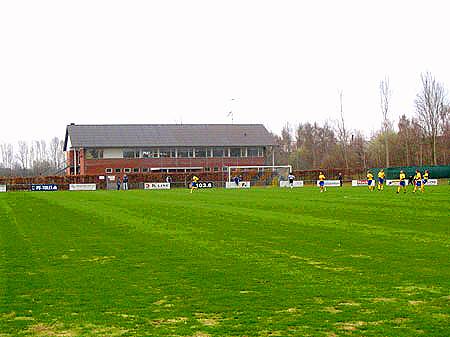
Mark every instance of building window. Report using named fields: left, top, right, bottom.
left=195, top=147, right=207, bottom=158
left=222, top=166, right=228, bottom=172
left=159, top=148, right=176, bottom=158
left=214, top=166, right=219, bottom=172
left=159, top=148, right=169, bottom=158
left=115, top=168, right=121, bottom=173
left=259, top=147, right=264, bottom=157
left=177, top=148, right=193, bottom=158
left=247, top=147, right=259, bottom=157
left=105, top=168, right=113, bottom=173
left=124, top=168, right=131, bottom=173
left=133, top=168, right=140, bottom=173
left=123, top=149, right=140, bottom=158
left=230, top=147, right=241, bottom=157
left=142, top=168, right=149, bottom=173
left=212, top=147, right=224, bottom=157
left=204, top=167, right=211, bottom=172
left=142, top=149, right=158, bottom=158
left=86, top=148, right=103, bottom=159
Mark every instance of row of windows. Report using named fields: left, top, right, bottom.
left=86, top=147, right=265, bottom=159
left=105, top=167, right=229, bottom=174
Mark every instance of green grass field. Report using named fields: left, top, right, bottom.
left=0, top=186, right=449, bottom=336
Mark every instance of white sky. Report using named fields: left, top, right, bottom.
left=1, top=0, right=449, bottom=144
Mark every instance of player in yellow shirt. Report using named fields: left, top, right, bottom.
left=422, top=170, right=429, bottom=192
left=190, top=175, right=199, bottom=193
left=377, top=169, right=385, bottom=191
left=397, top=170, right=407, bottom=194
left=318, top=172, right=326, bottom=192
left=367, top=171, right=374, bottom=191
left=413, top=170, right=422, bottom=193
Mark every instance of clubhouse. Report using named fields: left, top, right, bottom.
left=64, top=124, right=275, bottom=176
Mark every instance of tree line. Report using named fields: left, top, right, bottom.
left=0, top=138, right=66, bottom=176
left=1, top=73, right=448, bottom=177
left=273, top=72, right=449, bottom=170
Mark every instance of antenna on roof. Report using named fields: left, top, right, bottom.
left=227, top=98, right=238, bottom=124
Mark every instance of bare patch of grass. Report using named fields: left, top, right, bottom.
left=195, top=313, right=221, bottom=327
left=189, top=332, right=211, bottom=337
left=395, top=285, right=442, bottom=295
left=338, top=301, right=360, bottom=307
left=1, top=312, right=16, bottom=319
left=323, top=307, right=342, bottom=314
left=275, top=307, right=302, bottom=314
left=391, top=317, right=410, bottom=324
left=259, top=330, right=284, bottom=336
left=408, top=300, right=425, bottom=305
left=335, top=321, right=366, bottom=331
left=82, top=255, right=116, bottom=263
left=151, top=317, right=188, bottom=326
left=349, top=254, right=371, bottom=259
left=372, top=297, right=398, bottom=303
left=14, top=316, right=35, bottom=321
left=27, top=324, right=75, bottom=337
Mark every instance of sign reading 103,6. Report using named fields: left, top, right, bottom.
left=197, top=181, right=214, bottom=188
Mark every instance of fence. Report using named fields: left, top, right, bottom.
left=1, top=166, right=448, bottom=191
left=368, top=165, right=450, bottom=180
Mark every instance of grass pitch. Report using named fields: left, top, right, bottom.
left=0, top=186, right=449, bottom=336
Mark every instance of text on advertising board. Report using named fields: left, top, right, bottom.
left=0, top=185, right=6, bottom=192
left=69, top=184, right=97, bottom=191
left=144, top=182, right=171, bottom=190
left=351, top=180, right=376, bottom=187
left=31, top=184, right=58, bottom=191
left=225, top=181, right=251, bottom=189
left=280, top=181, right=304, bottom=187
left=197, top=181, right=214, bottom=188
left=316, top=180, right=341, bottom=187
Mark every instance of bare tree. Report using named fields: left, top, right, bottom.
left=415, top=72, right=448, bottom=165
left=49, top=137, right=64, bottom=171
left=380, top=77, right=391, bottom=167
left=17, top=140, right=30, bottom=171
left=0, top=143, right=15, bottom=172
left=336, top=90, right=349, bottom=169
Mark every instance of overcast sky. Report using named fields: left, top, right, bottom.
left=1, top=0, right=449, bottom=144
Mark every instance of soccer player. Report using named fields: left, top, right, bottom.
left=367, top=171, right=374, bottom=191
left=318, top=171, right=326, bottom=192
left=288, top=172, right=295, bottom=188
left=413, top=169, right=422, bottom=193
left=397, top=170, right=407, bottom=194
left=377, top=169, right=385, bottom=191
left=122, top=174, right=129, bottom=190
left=190, top=175, right=199, bottom=193
left=422, top=170, right=429, bottom=192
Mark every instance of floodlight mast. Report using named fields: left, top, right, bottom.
left=227, top=165, right=293, bottom=183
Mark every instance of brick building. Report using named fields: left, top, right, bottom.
left=64, top=124, right=275, bottom=176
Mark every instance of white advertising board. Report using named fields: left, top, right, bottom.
left=316, top=180, right=341, bottom=187
left=144, top=182, right=171, bottom=190
left=280, top=180, right=304, bottom=188
left=386, top=179, right=404, bottom=186
left=387, top=178, right=438, bottom=186
left=226, top=181, right=251, bottom=189
left=425, top=179, right=438, bottom=186
left=352, top=180, right=376, bottom=187
left=0, top=185, right=6, bottom=192
left=69, top=184, right=97, bottom=191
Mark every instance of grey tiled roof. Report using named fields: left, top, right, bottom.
left=65, top=124, right=275, bottom=149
